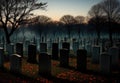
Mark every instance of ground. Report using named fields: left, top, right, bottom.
left=0, top=56, right=120, bottom=83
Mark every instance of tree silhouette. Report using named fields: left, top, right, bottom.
left=60, top=15, right=76, bottom=41
left=100, top=0, right=120, bottom=46
left=0, top=0, right=47, bottom=44
left=28, top=15, right=51, bottom=42
left=88, top=3, right=105, bottom=45
left=75, top=16, right=85, bottom=40
left=31, top=15, right=51, bottom=24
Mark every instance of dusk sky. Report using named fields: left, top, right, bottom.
left=34, top=0, right=102, bottom=21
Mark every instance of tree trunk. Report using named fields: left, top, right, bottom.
left=96, top=31, right=100, bottom=45
left=5, top=34, right=11, bottom=44
left=108, top=17, right=113, bottom=47
left=67, top=26, right=71, bottom=41
left=109, top=27, right=113, bottom=47
left=3, top=27, right=11, bottom=44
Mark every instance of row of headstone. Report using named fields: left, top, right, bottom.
left=0, top=47, right=119, bottom=76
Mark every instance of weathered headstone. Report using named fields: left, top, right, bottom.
left=62, top=42, right=70, bottom=52
left=92, top=45, right=100, bottom=64
left=39, top=53, right=51, bottom=76
left=0, top=43, right=3, bottom=48
left=40, top=43, right=47, bottom=53
left=10, top=54, right=22, bottom=73
left=86, top=44, right=92, bottom=56
left=108, top=46, right=119, bottom=69
left=100, top=52, right=111, bottom=74
left=60, top=49, right=69, bottom=67
left=0, top=47, right=4, bottom=68
left=48, top=39, right=52, bottom=50
left=24, top=40, right=30, bottom=57
left=7, top=43, right=14, bottom=56
left=73, top=42, right=79, bottom=55
left=116, top=42, right=120, bottom=59
left=16, top=43, right=23, bottom=57
left=77, top=49, right=87, bottom=72
left=52, top=43, right=59, bottom=60
left=27, top=44, right=37, bottom=63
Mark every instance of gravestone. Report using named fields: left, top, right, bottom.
left=48, top=39, right=52, bottom=50
left=59, top=40, right=63, bottom=49
left=77, top=49, right=87, bottom=72
left=108, top=46, right=119, bottom=69
left=10, top=54, right=22, bottom=73
left=27, top=44, right=37, bottom=63
left=0, top=47, right=4, bottom=68
left=73, top=42, right=79, bottom=55
left=52, top=43, right=59, bottom=60
left=39, top=53, right=51, bottom=76
left=60, top=49, right=69, bottom=67
left=92, top=45, right=100, bottom=64
left=100, top=52, right=111, bottom=74
left=0, top=43, right=3, bottom=48
left=86, top=44, right=92, bottom=56
left=62, top=42, right=70, bottom=52
left=7, top=43, right=14, bottom=56
left=16, top=43, right=23, bottom=57
left=24, top=40, right=30, bottom=57
left=40, top=43, right=47, bottom=53
left=116, top=42, right=120, bottom=59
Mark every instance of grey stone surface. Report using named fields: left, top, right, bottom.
left=40, top=43, right=47, bottom=53
left=77, top=49, right=87, bottom=72
left=27, top=44, right=37, bottom=63
left=60, top=49, right=69, bottom=67
left=92, top=45, right=100, bottom=64
left=10, top=54, right=22, bottom=73
left=39, top=53, right=51, bottom=76
left=108, top=46, right=119, bottom=67
left=16, top=43, right=23, bottom=57
left=100, top=52, right=111, bottom=74
left=0, top=47, right=4, bottom=68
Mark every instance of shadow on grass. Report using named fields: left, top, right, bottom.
left=0, top=68, right=77, bottom=83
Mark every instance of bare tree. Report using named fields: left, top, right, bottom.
left=75, top=16, right=85, bottom=40
left=75, top=16, right=85, bottom=24
left=100, top=0, right=120, bottom=46
left=29, top=15, right=51, bottom=42
left=60, top=15, right=76, bottom=41
left=0, top=0, right=47, bottom=44
left=88, top=3, right=105, bottom=45
left=31, top=15, right=51, bottom=24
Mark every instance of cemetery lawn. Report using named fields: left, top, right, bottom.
left=0, top=57, right=119, bottom=83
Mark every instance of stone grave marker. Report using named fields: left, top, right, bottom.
left=92, top=45, right=100, bottom=64
left=73, top=42, right=79, bottom=55
left=77, top=49, right=87, bottom=72
left=7, top=43, right=14, bottom=56
left=60, top=49, right=69, bottom=67
left=52, top=43, right=59, bottom=60
left=116, top=42, right=120, bottom=59
left=40, top=43, right=47, bottom=53
left=62, top=42, right=70, bottom=52
left=39, top=53, right=51, bottom=76
left=27, top=44, right=37, bottom=63
left=108, top=46, right=119, bottom=69
left=100, top=52, right=111, bottom=74
left=24, top=40, right=30, bottom=57
left=86, top=44, right=92, bottom=56
left=0, top=43, right=3, bottom=48
left=16, top=43, right=23, bottom=57
left=10, top=54, right=22, bottom=73
left=0, top=47, right=4, bottom=68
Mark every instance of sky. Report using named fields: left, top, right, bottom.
left=33, top=0, right=102, bottom=21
